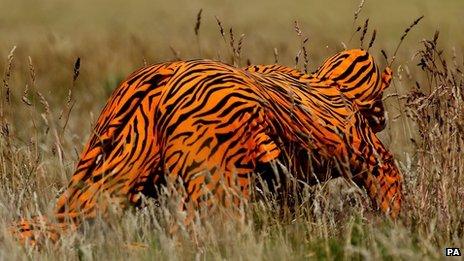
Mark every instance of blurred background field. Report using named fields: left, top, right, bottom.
left=0, top=0, right=463, bottom=259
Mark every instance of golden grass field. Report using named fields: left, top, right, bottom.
left=0, top=0, right=463, bottom=259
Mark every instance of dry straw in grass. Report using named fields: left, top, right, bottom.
left=273, top=48, right=279, bottom=63
left=0, top=46, right=17, bottom=143
left=227, top=27, right=246, bottom=66
left=359, top=18, right=369, bottom=48
left=60, top=57, right=80, bottom=132
left=169, top=46, right=181, bottom=60
left=237, top=33, right=246, bottom=62
left=293, top=21, right=310, bottom=73
left=381, top=49, right=389, bottom=62
left=194, top=9, right=203, bottom=37
left=215, top=16, right=247, bottom=64
left=215, top=16, right=226, bottom=43
left=194, top=8, right=203, bottom=56
left=353, top=0, right=365, bottom=23
left=21, top=57, right=36, bottom=107
left=367, top=29, right=376, bottom=51
left=389, top=15, right=424, bottom=67
left=2, top=46, right=16, bottom=105
left=403, top=32, right=464, bottom=246
left=349, top=0, right=366, bottom=44
left=229, top=28, right=236, bottom=59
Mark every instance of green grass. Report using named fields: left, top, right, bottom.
left=0, top=0, right=463, bottom=259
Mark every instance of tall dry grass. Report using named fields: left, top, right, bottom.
left=0, top=0, right=463, bottom=259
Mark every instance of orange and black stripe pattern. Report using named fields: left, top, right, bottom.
left=12, top=49, right=401, bottom=245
